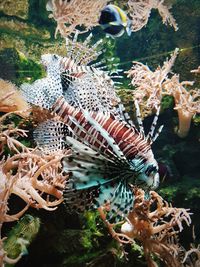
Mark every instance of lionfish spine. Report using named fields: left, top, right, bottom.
left=53, top=97, right=151, bottom=160
left=146, top=105, right=160, bottom=142
left=60, top=57, right=104, bottom=77
left=83, top=33, right=93, bottom=45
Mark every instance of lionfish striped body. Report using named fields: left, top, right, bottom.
left=34, top=96, right=160, bottom=220
left=21, top=33, right=161, bottom=220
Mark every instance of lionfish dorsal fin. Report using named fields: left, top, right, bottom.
left=146, top=105, right=163, bottom=144
left=65, top=31, right=103, bottom=66
left=134, top=100, right=163, bottom=144
left=134, top=100, right=145, bottom=134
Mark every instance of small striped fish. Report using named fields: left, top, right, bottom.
left=34, top=96, right=160, bottom=220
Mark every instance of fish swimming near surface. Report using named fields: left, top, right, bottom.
left=99, top=4, right=132, bottom=37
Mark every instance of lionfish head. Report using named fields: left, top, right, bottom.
left=142, top=160, right=159, bottom=190
left=131, top=152, right=159, bottom=191
left=41, top=54, right=62, bottom=71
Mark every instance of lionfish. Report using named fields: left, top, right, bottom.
left=21, top=33, right=162, bottom=220
left=20, top=32, right=124, bottom=115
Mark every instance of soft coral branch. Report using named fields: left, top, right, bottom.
left=99, top=188, right=193, bottom=267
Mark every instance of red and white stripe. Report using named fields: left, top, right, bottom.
left=52, top=97, right=151, bottom=161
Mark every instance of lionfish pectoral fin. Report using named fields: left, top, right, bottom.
left=106, top=179, right=134, bottom=222
left=33, top=119, right=71, bottom=153
left=63, top=177, right=127, bottom=214
left=63, top=185, right=101, bottom=213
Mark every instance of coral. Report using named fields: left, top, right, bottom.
left=191, top=66, right=200, bottom=74
left=163, top=75, right=200, bottom=137
left=127, top=0, right=178, bottom=32
left=0, top=79, right=30, bottom=116
left=127, top=49, right=200, bottom=137
left=182, top=244, right=200, bottom=267
left=0, top=106, right=69, bottom=265
left=99, top=188, right=193, bottom=267
left=0, top=79, right=71, bottom=265
left=0, top=128, right=68, bottom=211
left=47, top=0, right=108, bottom=37
left=127, top=48, right=179, bottom=117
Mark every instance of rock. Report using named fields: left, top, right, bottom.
left=0, top=0, right=29, bottom=19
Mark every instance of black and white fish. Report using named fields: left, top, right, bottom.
left=99, top=4, right=132, bottom=37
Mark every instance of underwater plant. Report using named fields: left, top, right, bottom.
left=127, top=49, right=200, bottom=137
left=128, top=0, right=178, bottom=32
left=46, top=0, right=108, bottom=37
left=98, top=188, right=192, bottom=266
left=3, top=214, right=40, bottom=266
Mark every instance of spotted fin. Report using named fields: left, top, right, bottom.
left=62, top=137, right=128, bottom=187
left=105, top=179, right=134, bottom=221
left=63, top=184, right=101, bottom=212
left=64, top=175, right=134, bottom=221
left=33, top=120, right=71, bottom=153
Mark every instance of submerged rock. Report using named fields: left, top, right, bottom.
left=0, top=0, right=29, bottom=20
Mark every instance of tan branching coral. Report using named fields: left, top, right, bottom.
left=163, top=75, right=200, bottom=138
left=127, top=48, right=179, bottom=116
left=0, top=127, right=68, bottom=211
left=0, top=91, right=70, bottom=265
left=182, top=244, right=200, bottom=266
left=191, top=66, right=200, bottom=74
left=99, top=188, right=192, bottom=267
left=128, top=0, right=178, bottom=32
left=47, top=0, right=108, bottom=37
left=0, top=79, right=30, bottom=117
left=127, top=49, right=200, bottom=137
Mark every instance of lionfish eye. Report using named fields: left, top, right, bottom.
left=53, top=54, right=58, bottom=60
left=145, top=165, right=157, bottom=176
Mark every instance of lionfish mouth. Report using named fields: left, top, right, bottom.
left=40, top=59, right=48, bottom=71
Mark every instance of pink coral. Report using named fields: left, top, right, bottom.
left=47, top=0, right=108, bottom=37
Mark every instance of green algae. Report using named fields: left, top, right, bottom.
left=159, top=176, right=200, bottom=205
left=0, top=0, right=29, bottom=20
left=3, top=214, right=40, bottom=266
left=0, top=48, right=43, bottom=84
